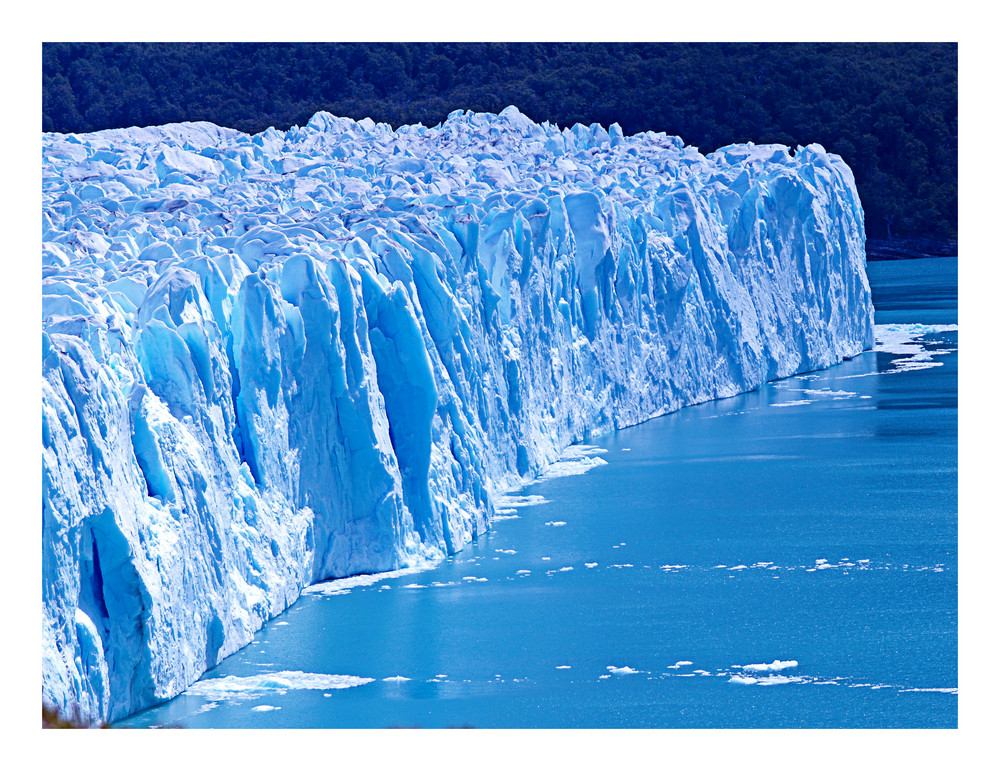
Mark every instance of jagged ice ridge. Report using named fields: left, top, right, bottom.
left=41, top=106, right=874, bottom=723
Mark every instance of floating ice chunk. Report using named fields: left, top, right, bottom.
left=585, top=562, right=598, bottom=568
left=873, top=323, right=959, bottom=374
left=303, top=566, right=432, bottom=595
left=607, top=666, right=641, bottom=675
left=666, top=661, right=694, bottom=669
left=772, top=399, right=814, bottom=408
left=730, top=674, right=803, bottom=686
left=382, top=676, right=411, bottom=682
left=741, top=660, right=798, bottom=672
left=755, top=675, right=804, bottom=686
left=251, top=705, right=280, bottom=712
left=496, top=494, right=549, bottom=508
left=535, top=445, right=610, bottom=481
left=186, top=671, right=374, bottom=701
left=495, top=549, right=517, bottom=554
left=462, top=576, right=487, bottom=582
left=539, top=457, right=608, bottom=480
left=275, top=621, right=289, bottom=626
left=899, top=687, right=958, bottom=694
left=545, top=521, right=567, bottom=527
left=556, top=665, right=571, bottom=670
left=516, top=569, right=531, bottom=575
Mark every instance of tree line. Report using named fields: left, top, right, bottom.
left=42, top=42, right=957, bottom=241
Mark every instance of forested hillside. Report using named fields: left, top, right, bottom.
left=42, top=42, right=957, bottom=241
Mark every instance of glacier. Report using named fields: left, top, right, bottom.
left=41, top=106, right=873, bottom=724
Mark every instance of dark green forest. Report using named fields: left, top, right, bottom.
left=42, top=42, right=957, bottom=241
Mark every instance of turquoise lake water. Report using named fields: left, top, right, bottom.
left=120, top=257, right=958, bottom=729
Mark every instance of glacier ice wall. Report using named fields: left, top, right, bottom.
left=41, top=107, right=873, bottom=723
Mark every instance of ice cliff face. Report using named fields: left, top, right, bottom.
left=41, top=106, right=873, bottom=723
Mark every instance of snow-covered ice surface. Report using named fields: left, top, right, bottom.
left=41, top=107, right=872, bottom=723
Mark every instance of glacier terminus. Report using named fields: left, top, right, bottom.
left=41, top=106, right=874, bottom=724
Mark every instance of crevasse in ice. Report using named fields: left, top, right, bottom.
left=41, top=106, right=873, bottom=723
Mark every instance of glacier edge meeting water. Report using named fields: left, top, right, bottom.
left=41, top=107, right=873, bottom=724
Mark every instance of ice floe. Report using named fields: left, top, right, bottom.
left=303, top=566, right=432, bottom=596
left=741, top=660, right=798, bottom=672
left=186, top=671, right=374, bottom=701
left=495, top=494, right=550, bottom=508
left=538, top=445, right=610, bottom=480
left=860, top=323, right=959, bottom=375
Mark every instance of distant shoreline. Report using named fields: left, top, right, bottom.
left=866, top=238, right=957, bottom=261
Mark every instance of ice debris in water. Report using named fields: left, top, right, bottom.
left=871, top=323, right=958, bottom=374
left=303, top=566, right=431, bottom=596
left=741, top=660, right=798, bottom=672
left=185, top=671, right=374, bottom=701
left=730, top=674, right=805, bottom=686
left=41, top=107, right=873, bottom=723
left=495, top=495, right=550, bottom=508
left=537, top=444, right=609, bottom=480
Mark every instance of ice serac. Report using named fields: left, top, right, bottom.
left=41, top=107, right=873, bottom=723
